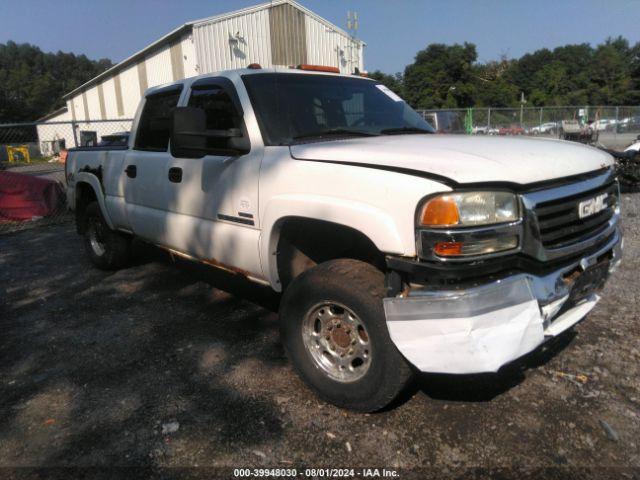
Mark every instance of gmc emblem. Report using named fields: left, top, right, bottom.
left=578, top=193, right=608, bottom=219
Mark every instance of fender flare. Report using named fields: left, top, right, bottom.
left=75, top=172, right=115, bottom=230
left=260, top=194, right=406, bottom=291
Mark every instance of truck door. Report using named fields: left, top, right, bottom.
left=160, top=77, right=263, bottom=278
left=123, top=85, right=183, bottom=242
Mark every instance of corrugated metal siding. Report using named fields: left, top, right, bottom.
left=113, top=74, right=125, bottom=117
left=193, top=8, right=272, bottom=73
left=304, top=14, right=363, bottom=74
left=181, top=34, right=198, bottom=77
left=102, top=77, right=119, bottom=118
left=97, top=83, right=107, bottom=120
left=85, top=87, right=102, bottom=120
left=146, top=45, right=174, bottom=87
left=81, top=92, right=90, bottom=120
left=137, top=61, right=148, bottom=96
left=59, top=3, right=366, bottom=122
left=269, top=3, right=307, bottom=66
left=68, top=99, right=76, bottom=122
left=170, top=41, right=185, bottom=80
left=36, top=111, right=75, bottom=154
left=120, top=64, right=142, bottom=118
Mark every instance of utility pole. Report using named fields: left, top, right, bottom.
left=519, top=92, right=526, bottom=127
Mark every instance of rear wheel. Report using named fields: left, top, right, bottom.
left=280, top=259, right=414, bottom=412
left=83, top=202, right=131, bottom=270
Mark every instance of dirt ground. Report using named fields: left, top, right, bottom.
left=0, top=193, right=639, bottom=479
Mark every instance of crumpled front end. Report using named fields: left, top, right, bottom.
left=384, top=230, right=622, bottom=374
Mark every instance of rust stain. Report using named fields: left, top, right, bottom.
left=201, top=257, right=252, bottom=279
left=157, top=245, right=253, bottom=279
left=562, top=267, right=582, bottom=285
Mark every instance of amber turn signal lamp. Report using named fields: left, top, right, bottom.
left=434, top=242, right=464, bottom=256
left=421, top=196, right=460, bottom=227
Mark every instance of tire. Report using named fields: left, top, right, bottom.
left=279, top=259, right=414, bottom=412
left=83, top=202, right=131, bottom=270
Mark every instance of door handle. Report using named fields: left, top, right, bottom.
left=125, top=165, right=137, bottom=178
left=168, top=167, right=182, bottom=183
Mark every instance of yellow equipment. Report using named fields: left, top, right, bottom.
left=6, top=145, right=30, bottom=163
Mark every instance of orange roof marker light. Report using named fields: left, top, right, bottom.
left=296, top=64, right=341, bottom=74
left=247, top=63, right=262, bottom=69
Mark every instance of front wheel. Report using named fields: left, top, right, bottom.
left=83, top=202, right=131, bottom=270
left=280, top=259, right=414, bottom=412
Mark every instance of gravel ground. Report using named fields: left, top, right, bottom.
left=0, top=193, right=638, bottom=478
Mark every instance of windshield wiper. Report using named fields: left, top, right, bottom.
left=380, top=127, right=433, bottom=135
left=292, top=128, right=379, bottom=141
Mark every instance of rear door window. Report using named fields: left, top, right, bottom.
left=134, top=88, right=182, bottom=151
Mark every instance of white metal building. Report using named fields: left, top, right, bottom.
left=39, top=0, right=365, bottom=150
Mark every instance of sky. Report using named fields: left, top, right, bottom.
left=1, top=0, right=639, bottom=73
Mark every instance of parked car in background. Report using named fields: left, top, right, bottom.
left=598, top=135, right=640, bottom=187
left=498, top=125, right=525, bottom=135
left=65, top=66, right=622, bottom=412
left=472, top=125, right=489, bottom=135
left=623, top=135, right=640, bottom=155
left=596, top=118, right=617, bottom=132
left=530, top=122, right=558, bottom=135
left=618, top=116, right=640, bottom=133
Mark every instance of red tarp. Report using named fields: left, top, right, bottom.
left=0, top=171, right=65, bottom=222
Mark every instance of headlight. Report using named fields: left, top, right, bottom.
left=420, top=191, right=520, bottom=228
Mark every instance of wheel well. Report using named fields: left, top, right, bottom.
left=276, top=217, right=385, bottom=289
left=75, top=182, right=98, bottom=234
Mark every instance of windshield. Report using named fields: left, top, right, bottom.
left=242, top=73, right=434, bottom=145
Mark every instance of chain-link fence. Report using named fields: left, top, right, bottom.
left=417, top=106, right=640, bottom=150
left=1, top=108, right=639, bottom=235
left=0, top=119, right=133, bottom=234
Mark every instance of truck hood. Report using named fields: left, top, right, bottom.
left=289, top=135, right=613, bottom=185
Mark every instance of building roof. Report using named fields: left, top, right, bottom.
left=38, top=106, right=68, bottom=122
left=63, top=0, right=364, bottom=100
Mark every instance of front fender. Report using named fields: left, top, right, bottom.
left=260, top=194, right=406, bottom=291
left=74, top=172, right=115, bottom=229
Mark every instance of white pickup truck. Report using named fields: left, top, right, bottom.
left=66, top=65, right=622, bottom=412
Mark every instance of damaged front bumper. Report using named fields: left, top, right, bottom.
left=383, top=230, right=622, bottom=374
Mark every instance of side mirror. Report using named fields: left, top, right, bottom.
left=170, top=106, right=250, bottom=158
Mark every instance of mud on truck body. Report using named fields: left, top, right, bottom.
left=65, top=66, right=622, bottom=412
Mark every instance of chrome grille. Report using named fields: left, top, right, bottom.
left=534, top=181, right=618, bottom=249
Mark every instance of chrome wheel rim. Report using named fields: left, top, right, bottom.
left=88, top=217, right=106, bottom=256
left=302, top=301, right=372, bottom=383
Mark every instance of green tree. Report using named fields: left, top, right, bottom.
left=589, top=37, right=632, bottom=105
left=368, top=70, right=404, bottom=96
left=0, top=41, right=112, bottom=122
left=403, top=42, right=478, bottom=108
left=472, top=58, right=519, bottom=107
left=373, top=36, right=640, bottom=108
